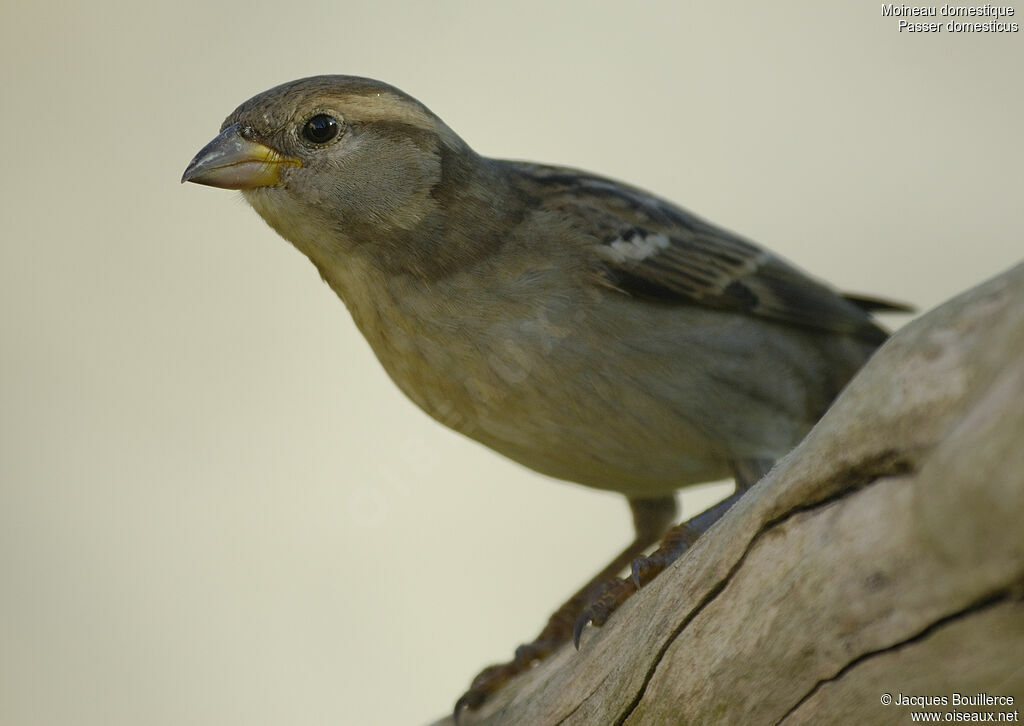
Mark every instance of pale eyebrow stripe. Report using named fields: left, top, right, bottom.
left=339, top=92, right=465, bottom=148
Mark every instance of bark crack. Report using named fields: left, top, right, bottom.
left=554, top=671, right=610, bottom=725
left=614, top=450, right=917, bottom=725
left=774, top=587, right=1019, bottom=725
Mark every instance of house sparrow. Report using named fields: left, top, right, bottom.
left=182, top=75, right=907, bottom=716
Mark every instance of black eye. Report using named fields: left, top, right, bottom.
left=302, top=114, right=339, bottom=144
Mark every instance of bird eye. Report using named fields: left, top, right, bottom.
left=301, top=114, right=339, bottom=145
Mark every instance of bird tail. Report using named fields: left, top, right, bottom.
left=841, top=293, right=915, bottom=315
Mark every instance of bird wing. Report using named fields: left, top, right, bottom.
left=516, top=162, right=900, bottom=343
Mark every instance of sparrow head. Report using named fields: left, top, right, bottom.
left=182, top=75, right=474, bottom=259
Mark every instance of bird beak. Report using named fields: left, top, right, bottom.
left=181, top=123, right=301, bottom=189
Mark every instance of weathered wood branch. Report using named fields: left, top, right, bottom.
left=430, top=262, right=1024, bottom=726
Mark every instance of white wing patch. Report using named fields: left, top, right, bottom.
left=596, top=231, right=672, bottom=264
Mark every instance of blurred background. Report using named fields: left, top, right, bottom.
left=2, top=2, right=1021, bottom=725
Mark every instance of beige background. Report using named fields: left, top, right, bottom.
left=2, top=2, right=1021, bottom=725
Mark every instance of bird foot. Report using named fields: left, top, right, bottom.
left=453, top=637, right=561, bottom=721
left=453, top=516, right=703, bottom=719
left=571, top=576, right=636, bottom=647
left=573, top=521, right=701, bottom=647
left=453, top=597, right=585, bottom=721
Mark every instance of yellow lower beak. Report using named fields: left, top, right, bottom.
left=181, top=124, right=301, bottom=189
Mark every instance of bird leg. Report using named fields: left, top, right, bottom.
left=453, top=495, right=677, bottom=718
left=572, top=458, right=771, bottom=645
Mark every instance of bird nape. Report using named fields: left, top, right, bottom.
left=183, top=75, right=910, bottom=718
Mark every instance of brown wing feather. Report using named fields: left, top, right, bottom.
left=515, top=162, right=898, bottom=344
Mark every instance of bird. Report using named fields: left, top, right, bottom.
left=182, top=75, right=908, bottom=717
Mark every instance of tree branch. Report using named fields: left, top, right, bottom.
left=429, top=262, right=1024, bottom=726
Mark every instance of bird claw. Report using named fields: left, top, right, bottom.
left=454, top=677, right=499, bottom=725
left=453, top=665, right=507, bottom=723
left=572, top=576, right=638, bottom=648
left=571, top=611, right=591, bottom=650
left=630, top=552, right=661, bottom=588
left=453, top=637, right=561, bottom=722
left=452, top=693, right=475, bottom=724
